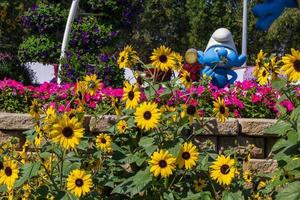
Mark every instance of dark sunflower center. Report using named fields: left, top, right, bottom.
left=220, top=164, right=230, bottom=175
left=62, top=127, right=74, bottom=138
left=159, top=55, right=167, bottom=63
left=219, top=106, right=225, bottom=114
left=143, top=111, right=152, bottom=120
left=285, top=174, right=289, bottom=179
left=34, top=105, right=39, bottom=113
left=182, top=152, right=191, bottom=160
left=5, top=167, right=12, bottom=176
left=75, top=178, right=84, bottom=187
left=247, top=175, right=250, bottom=179
left=198, top=181, right=202, bottom=186
left=185, top=75, right=191, bottom=82
left=158, top=160, right=167, bottom=168
left=294, top=60, right=300, bottom=72
left=88, top=81, right=96, bottom=89
left=0, top=161, right=3, bottom=170
left=122, top=125, right=126, bottom=130
left=114, top=101, right=119, bottom=109
left=187, top=105, right=196, bottom=115
left=101, top=138, right=106, bottom=144
left=262, top=70, right=267, bottom=77
left=128, top=91, right=135, bottom=100
left=78, top=91, right=83, bottom=101
left=121, top=56, right=125, bottom=62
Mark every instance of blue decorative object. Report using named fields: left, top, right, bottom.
left=253, top=0, right=298, bottom=30
left=198, top=28, right=246, bottom=88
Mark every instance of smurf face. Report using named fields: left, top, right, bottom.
left=200, top=46, right=243, bottom=68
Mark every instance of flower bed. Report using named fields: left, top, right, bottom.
left=1, top=78, right=296, bottom=119
left=0, top=47, right=299, bottom=199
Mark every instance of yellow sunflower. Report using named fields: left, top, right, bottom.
left=134, top=102, right=161, bottom=131
left=29, top=99, right=42, bottom=119
left=150, top=45, right=176, bottom=72
left=257, top=66, right=270, bottom=85
left=177, top=142, right=199, bottom=170
left=171, top=52, right=183, bottom=71
left=149, top=150, right=176, bottom=178
left=210, top=155, right=236, bottom=186
left=281, top=48, right=300, bottom=82
left=0, top=158, right=19, bottom=190
left=83, top=74, right=101, bottom=96
left=253, top=50, right=267, bottom=77
left=45, top=106, right=57, bottom=123
left=111, top=97, right=122, bottom=116
left=213, top=97, right=229, bottom=123
left=257, top=180, right=267, bottom=190
left=34, top=125, right=43, bottom=147
left=194, top=177, right=206, bottom=192
left=243, top=170, right=252, bottom=183
left=181, top=103, right=199, bottom=125
left=122, top=82, right=141, bottom=109
left=180, top=70, right=192, bottom=88
left=75, top=81, right=87, bottom=105
left=116, top=120, right=127, bottom=134
left=118, top=50, right=129, bottom=69
left=117, top=45, right=139, bottom=69
left=269, top=56, right=281, bottom=81
left=96, top=133, right=112, bottom=152
left=66, top=169, right=93, bottom=197
left=50, top=114, right=84, bottom=150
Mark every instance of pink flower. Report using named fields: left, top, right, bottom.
left=89, top=101, right=97, bottom=109
left=296, top=87, right=300, bottom=97
left=251, top=94, right=262, bottom=103
left=233, top=109, right=240, bottom=118
left=280, top=100, right=294, bottom=112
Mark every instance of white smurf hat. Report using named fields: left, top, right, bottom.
left=205, top=28, right=237, bottom=53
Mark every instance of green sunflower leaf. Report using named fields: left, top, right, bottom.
left=276, top=181, right=300, bottom=200
left=14, top=161, right=41, bottom=188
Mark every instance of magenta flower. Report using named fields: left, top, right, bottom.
left=280, top=100, right=294, bottom=112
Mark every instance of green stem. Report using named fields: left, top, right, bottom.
left=60, top=149, right=65, bottom=190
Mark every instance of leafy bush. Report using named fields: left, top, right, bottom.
left=69, top=17, right=118, bottom=54
left=18, top=35, right=60, bottom=64
left=0, top=53, right=35, bottom=85
left=21, top=3, right=68, bottom=34
left=60, top=51, right=125, bottom=88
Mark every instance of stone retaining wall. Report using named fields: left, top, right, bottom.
left=0, top=112, right=278, bottom=172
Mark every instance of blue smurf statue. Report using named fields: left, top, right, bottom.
left=253, top=0, right=299, bottom=30
left=198, top=28, right=246, bottom=88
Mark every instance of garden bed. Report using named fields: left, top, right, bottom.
left=0, top=112, right=278, bottom=172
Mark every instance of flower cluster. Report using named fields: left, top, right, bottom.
left=253, top=48, right=300, bottom=85
left=0, top=78, right=123, bottom=114
left=0, top=47, right=299, bottom=199
left=21, top=3, right=67, bottom=34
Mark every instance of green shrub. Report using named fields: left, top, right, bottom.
left=18, top=35, right=60, bottom=64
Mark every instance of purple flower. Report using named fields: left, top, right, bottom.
left=31, top=5, right=38, bottom=11
left=100, top=54, right=109, bottom=62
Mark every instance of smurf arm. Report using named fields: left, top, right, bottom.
left=253, top=0, right=298, bottom=30
left=227, top=70, right=237, bottom=84
left=202, top=66, right=216, bottom=77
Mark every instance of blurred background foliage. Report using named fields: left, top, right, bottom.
left=0, top=0, right=300, bottom=84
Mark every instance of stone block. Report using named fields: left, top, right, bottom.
left=201, top=118, right=240, bottom=135
left=238, top=118, right=276, bottom=136
left=244, top=159, right=277, bottom=173
left=0, top=112, right=35, bottom=130
left=89, top=115, right=117, bottom=133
